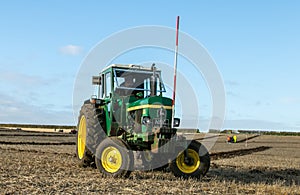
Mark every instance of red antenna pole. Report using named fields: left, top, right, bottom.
left=171, top=16, right=179, bottom=128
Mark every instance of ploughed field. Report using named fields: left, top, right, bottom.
left=0, top=128, right=299, bottom=194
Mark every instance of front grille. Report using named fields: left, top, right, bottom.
left=152, top=118, right=169, bottom=127
left=159, top=127, right=177, bottom=134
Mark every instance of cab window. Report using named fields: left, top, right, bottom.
left=105, top=72, right=111, bottom=97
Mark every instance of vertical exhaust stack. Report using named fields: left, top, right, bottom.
left=150, top=63, right=157, bottom=97
left=171, top=16, right=180, bottom=128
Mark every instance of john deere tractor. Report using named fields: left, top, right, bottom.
left=76, top=64, right=210, bottom=178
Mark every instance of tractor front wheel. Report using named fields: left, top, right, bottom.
left=170, top=140, right=210, bottom=179
left=95, top=137, right=133, bottom=178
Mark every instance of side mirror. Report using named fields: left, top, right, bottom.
left=92, top=76, right=101, bottom=85
left=173, top=118, right=180, bottom=127
left=90, top=95, right=103, bottom=105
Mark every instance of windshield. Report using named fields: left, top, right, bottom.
left=113, top=68, right=166, bottom=96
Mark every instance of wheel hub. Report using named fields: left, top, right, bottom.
left=101, top=146, right=122, bottom=173
left=176, top=149, right=201, bottom=174
left=184, top=156, right=195, bottom=166
left=108, top=156, right=117, bottom=164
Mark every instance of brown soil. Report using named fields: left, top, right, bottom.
left=0, top=129, right=299, bottom=194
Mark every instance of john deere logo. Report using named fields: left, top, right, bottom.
left=157, top=107, right=166, bottom=117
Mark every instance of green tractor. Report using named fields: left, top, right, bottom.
left=76, top=64, right=210, bottom=178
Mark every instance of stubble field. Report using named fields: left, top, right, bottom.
left=0, top=128, right=299, bottom=194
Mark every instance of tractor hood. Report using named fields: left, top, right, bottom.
left=127, top=96, right=173, bottom=112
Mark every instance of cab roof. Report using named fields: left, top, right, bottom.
left=101, top=64, right=161, bottom=73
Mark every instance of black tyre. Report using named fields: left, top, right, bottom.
left=95, top=137, right=133, bottom=178
left=170, top=140, right=210, bottom=179
left=76, top=101, right=106, bottom=167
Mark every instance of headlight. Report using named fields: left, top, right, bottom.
left=173, top=118, right=180, bottom=127
left=142, top=116, right=151, bottom=125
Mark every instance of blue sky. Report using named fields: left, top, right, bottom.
left=0, top=1, right=299, bottom=131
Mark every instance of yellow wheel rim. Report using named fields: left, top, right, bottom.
left=176, top=149, right=200, bottom=174
left=77, top=115, right=86, bottom=159
left=101, top=146, right=122, bottom=173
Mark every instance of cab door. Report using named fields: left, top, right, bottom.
left=103, top=71, right=113, bottom=135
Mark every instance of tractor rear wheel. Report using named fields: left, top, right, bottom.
left=76, top=101, right=106, bottom=167
left=170, top=140, right=210, bottom=179
left=95, top=137, right=133, bottom=178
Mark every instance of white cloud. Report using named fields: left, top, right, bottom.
left=225, top=80, right=239, bottom=86
left=0, top=92, right=74, bottom=125
left=255, top=101, right=261, bottom=106
left=223, top=119, right=300, bottom=131
left=59, top=44, right=83, bottom=56
left=226, top=91, right=239, bottom=97
left=0, top=71, right=50, bottom=86
left=280, top=97, right=300, bottom=105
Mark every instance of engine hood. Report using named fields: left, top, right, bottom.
left=127, top=96, right=173, bottom=112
